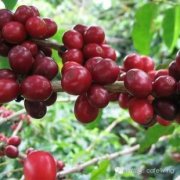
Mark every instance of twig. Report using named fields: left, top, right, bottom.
left=12, top=121, right=23, bottom=136
left=57, top=144, right=139, bottom=178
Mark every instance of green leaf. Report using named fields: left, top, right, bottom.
left=132, top=3, right=158, bottom=55
left=2, top=0, right=18, bottom=10
left=139, top=124, right=175, bottom=152
left=91, top=159, right=110, bottom=180
left=162, top=6, right=180, bottom=52
left=0, top=57, right=10, bottom=68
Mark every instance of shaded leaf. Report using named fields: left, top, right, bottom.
left=2, top=0, right=18, bottom=10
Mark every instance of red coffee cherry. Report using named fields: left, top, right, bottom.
left=140, top=56, right=155, bottom=72
left=0, top=9, right=13, bottom=29
left=43, top=18, right=57, bottom=38
left=21, top=75, right=52, bottom=101
left=21, top=41, right=38, bottom=56
left=14, top=5, right=34, bottom=24
left=92, top=58, right=119, bottom=85
left=84, top=26, right=105, bottom=44
left=56, top=160, right=65, bottom=171
left=26, top=17, right=47, bottom=38
left=0, top=79, right=19, bottom=104
left=124, top=69, right=152, bottom=98
left=33, top=57, right=58, bottom=80
left=24, top=151, right=56, bottom=180
left=118, top=93, right=132, bottom=109
left=73, top=24, right=88, bottom=35
left=0, top=69, right=16, bottom=80
left=8, top=46, right=34, bottom=74
left=44, top=92, right=57, bottom=106
left=26, top=148, right=35, bottom=155
left=87, top=85, right=109, bottom=108
left=2, top=21, right=27, bottom=43
left=83, top=43, right=104, bottom=59
left=8, top=136, right=21, bottom=147
left=129, top=98, right=154, bottom=125
left=74, top=94, right=99, bottom=123
left=156, top=116, right=171, bottom=126
left=108, top=93, right=119, bottom=101
left=153, top=75, right=176, bottom=97
left=29, top=6, right=40, bottom=16
left=61, top=61, right=81, bottom=75
left=0, top=42, right=11, bottom=56
left=24, top=100, right=47, bottom=119
left=62, top=30, right=83, bottom=49
left=168, top=61, right=180, bottom=81
left=62, top=66, right=92, bottom=95
left=154, top=69, right=169, bottom=80
left=101, top=44, right=116, bottom=61
left=5, top=145, right=19, bottom=158
left=123, top=53, right=143, bottom=71
left=148, top=70, right=156, bottom=81
left=62, top=49, right=84, bottom=64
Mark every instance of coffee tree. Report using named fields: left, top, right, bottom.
left=0, top=0, right=179, bottom=179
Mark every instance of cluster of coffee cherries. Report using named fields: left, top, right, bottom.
left=0, top=6, right=59, bottom=119
left=60, top=24, right=119, bottom=123
left=118, top=53, right=180, bottom=127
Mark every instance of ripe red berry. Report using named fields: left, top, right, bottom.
left=118, top=93, right=132, bottom=109
left=124, top=69, right=152, bottom=98
left=24, top=151, right=56, bottom=180
left=33, top=57, right=58, bottom=80
left=0, top=79, right=19, bottom=104
left=29, top=6, right=40, bottom=16
left=62, top=49, right=84, bottom=64
left=62, top=30, right=83, bottom=49
left=101, top=44, right=116, bottom=61
left=56, top=160, right=65, bottom=171
left=14, top=5, right=34, bottom=24
left=62, top=66, right=92, bottom=95
left=153, top=75, right=176, bottom=97
left=148, top=70, right=156, bottom=81
left=74, top=94, right=99, bottom=123
left=108, top=93, right=119, bottom=101
left=84, top=26, right=105, bottom=44
left=168, top=61, right=180, bottom=81
left=61, top=61, right=81, bottom=75
left=83, top=43, right=104, bottom=59
left=123, top=53, right=143, bottom=71
left=21, top=75, right=52, bottom=101
left=26, top=148, right=35, bottom=155
left=2, top=21, right=27, bottom=43
left=73, top=24, right=87, bottom=35
left=44, top=92, right=57, bottom=106
left=24, top=100, right=47, bottom=119
left=43, top=18, right=57, bottom=38
left=92, top=58, right=119, bottom=85
left=5, top=145, right=19, bottom=158
left=156, top=116, right=171, bottom=126
left=26, top=17, right=47, bottom=38
left=0, top=69, right=16, bottom=80
left=8, top=46, right=34, bottom=74
left=21, top=41, right=38, bottom=56
left=0, top=9, right=13, bottom=29
left=87, top=85, right=109, bottom=108
left=8, top=136, right=21, bottom=147
left=154, top=69, right=168, bottom=80
left=129, top=98, right=154, bottom=125
left=140, top=56, right=155, bottom=72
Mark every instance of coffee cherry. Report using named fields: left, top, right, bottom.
left=168, top=61, right=180, bottom=81
left=8, top=136, right=21, bottom=147
left=108, top=92, right=119, bottom=101
left=124, top=69, right=152, bottom=98
left=123, top=53, right=143, bottom=71
left=44, top=92, right=57, bottom=106
left=84, top=26, right=105, bottom=44
left=87, top=85, right=109, bottom=108
left=0, top=69, right=16, bottom=80
left=92, top=58, right=119, bottom=85
left=8, top=46, right=34, bottom=74
left=0, top=9, right=13, bottom=29
left=21, top=75, right=52, bottom=101
left=5, top=145, right=19, bottom=158
left=148, top=70, right=156, bottom=81
left=21, top=41, right=38, bottom=56
left=140, top=56, right=155, bottom=72
left=62, top=66, right=92, bottom=95
left=14, top=5, right=34, bottom=24
left=154, top=69, right=168, bottom=80
left=118, top=93, right=132, bottom=109
left=33, top=57, right=58, bottom=80
left=83, top=43, right=104, bottom=59
left=43, top=18, right=57, bottom=38
left=61, top=61, right=81, bottom=75
left=62, top=49, right=84, bottom=64
left=153, top=98, right=177, bottom=120
left=129, top=98, right=154, bottom=125
left=101, top=44, right=116, bottom=61
left=153, top=75, right=176, bottom=97
left=29, top=6, right=40, bottom=16
left=73, top=24, right=87, bottom=35
left=0, top=79, right=19, bottom=104
left=56, top=160, right=65, bottom=171
left=142, top=117, right=157, bottom=128
left=26, top=17, right=47, bottom=38
left=74, top=94, right=99, bottom=123
left=156, top=116, right=171, bottom=126
left=26, top=148, right=35, bottom=155
left=2, top=21, right=27, bottom=43
left=24, top=100, right=47, bottom=119
left=62, top=30, right=83, bottom=49
left=0, top=42, right=11, bottom=56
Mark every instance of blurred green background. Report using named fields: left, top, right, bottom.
left=0, top=0, right=180, bottom=180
